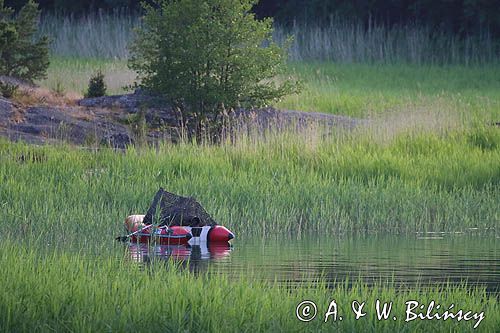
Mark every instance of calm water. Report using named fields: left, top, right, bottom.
left=127, top=235, right=500, bottom=293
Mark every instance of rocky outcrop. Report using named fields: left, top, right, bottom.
left=0, top=102, right=134, bottom=148
left=78, top=90, right=363, bottom=131
left=0, top=88, right=364, bottom=147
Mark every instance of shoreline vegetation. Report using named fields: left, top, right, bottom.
left=0, top=242, right=498, bottom=332
left=38, top=12, right=500, bottom=65
left=0, top=7, right=499, bottom=333
left=1, top=124, right=498, bottom=238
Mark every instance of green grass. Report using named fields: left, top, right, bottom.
left=38, top=57, right=134, bottom=97
left=0, top=241, right=498, bottom=332
left=278, top=63, right=500, bottom=117
left=1, top=126, right=498, bottom=247
left=38, top=58, right=500, bottom=121
left=9, top=53, right=500, bottom=332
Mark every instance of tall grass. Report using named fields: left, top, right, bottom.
left=38, top=12, right=500, bottom=65
left=39, top=11, right=138, bottom=59
left=1, top=122, right=498, bottom=332
left=0, top=241, right=498, bottom=332
left=1, top=126, right=498, bottom=249
left=275, top=21, right=499, bottom=65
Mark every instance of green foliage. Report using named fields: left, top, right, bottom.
left=7, top=0, right=500, bottom=40
left=0, top=128, right=498, bottom=240
left=129, top=0, right=299, bottom=129
left=0, top=81, right=17, bottom=98
left=0, top=0, right=50, bottom=82
left=8, top=0, right=500, bottom=38
left=84, top=70, right=107, bottom=98
left=467, top=126, right=500, bottom=151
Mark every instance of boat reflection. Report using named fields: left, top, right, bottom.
left=128, top=242, right=232, bottom=273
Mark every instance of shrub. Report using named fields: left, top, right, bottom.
left=0, top=0, right=50, bottom=82
left=129, top=0, right=299, bottom=134
left=84, top=71, right=107, bottom=98
left=0, top=81, right=18, bottom=98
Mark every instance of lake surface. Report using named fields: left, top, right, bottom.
left=127, top=235, right=500, bottom=293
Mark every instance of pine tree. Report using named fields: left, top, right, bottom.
left=0, top=0, right=50, bottom=82
left=85, top=71, right=107, bottom=98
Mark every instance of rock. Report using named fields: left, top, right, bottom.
left=79, top=91, right=365, bottom=132
left=1, top=89, right=365, bottom=147
left=78, top=89, right=169, bottom=113
left=79, top=94, right=141, bottom=111
left=3, top=106, right=132, bottom=147
left=231, top=107, right=364, bottom=131
left=100, top=133, right=134, bottom=149
left=0, top=97, right=13, bottom=120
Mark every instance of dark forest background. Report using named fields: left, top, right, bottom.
left=5, top=0, right=500, bottom=38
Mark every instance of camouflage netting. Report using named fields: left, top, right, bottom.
left=143, top=188, right=217, bottom=227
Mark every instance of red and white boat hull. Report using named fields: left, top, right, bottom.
left=184, top=225, right=234, bottom=245
left=124, top=215, right=234, bottom=245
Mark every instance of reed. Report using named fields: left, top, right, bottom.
left=0, top=242, right=497, bottom=332
left=38, top=12, right=499, bottom=65
left=0, top=125, right=498, bottom=247
left=39, top=11, right=138, bottom=59
left=274, top=21, right=499, bottom=65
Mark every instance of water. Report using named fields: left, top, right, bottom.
left=127, top=235, right=500, bottom=293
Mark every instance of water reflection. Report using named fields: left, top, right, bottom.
left=228, top=235, right=499, bottom=294
left=125, top=235, right=499, bottom=294
left=128, top=243, right=232, bottom=273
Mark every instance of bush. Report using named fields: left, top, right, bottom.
left=0, top=0, right=50, bottom=82
left=0, top=81, right=18, bottom=98
left=84, top=71, right=107, bottom=98
left=129, top=0, right=299, bottom=133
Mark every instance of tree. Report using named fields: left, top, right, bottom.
left=0, top=0, right=50, bottom=82
left=85, top=70, right=107, bottom=98
left=128, top=0, right=299, bottom=134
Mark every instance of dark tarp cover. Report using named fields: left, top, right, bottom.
left=143, top=188, right=217, bottom=227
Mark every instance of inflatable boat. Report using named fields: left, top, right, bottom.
left=184, top=225, right=234, bottom=244
left=124, top=214, right=234, bottom=245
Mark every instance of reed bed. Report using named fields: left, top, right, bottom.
left=1, top=126, right=498, bottom=248
left=0, top=241, right=497, bottom=332
left=38, top=12, right=499, bottom=65
left=38, top=11, right=138, bottom=59
left=275, top=21, right=499, bottom=65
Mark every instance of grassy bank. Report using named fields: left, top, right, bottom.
left=0, top=242, right=498, bottom=332
left=1, top=125, right=498, bottom=246
left=39, top=58, right=500, bottom=121
left=282, top=63, right=500, bottom=118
